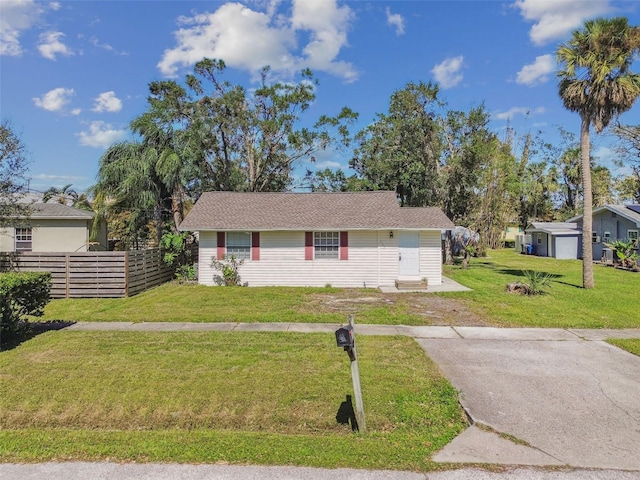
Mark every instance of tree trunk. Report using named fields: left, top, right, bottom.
left=580, top=117, right=594, bottom=289
left=444, top=230, right=453, bottom=265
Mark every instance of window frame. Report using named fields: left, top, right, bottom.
left=226, top=232, right=251, bottom=260
left=314, top=231, right=339, bottom=260
left=15, top=227, right=33, bottom=252
left=628, top=230, right=639, bottom=242
left=603, top=231, right=611, bottom=243
left=592, top=232, right=599, bottom=243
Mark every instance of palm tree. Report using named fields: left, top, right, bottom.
left=43, top=183, right=78, bottom=205
left=556, top=17, right=640, bottom=288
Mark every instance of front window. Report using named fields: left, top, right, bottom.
left=603, top=231, right=611, bottom=243
left=15, top=227, right=32, bottom=252
left=592, top=232, right=599, bottom=243
left=226, top=232, right=250, bottom=260
left=314, top=231, right=339, bottom=259
left=628, top=230, right=639, bottom=242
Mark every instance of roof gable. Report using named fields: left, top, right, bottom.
left=526, top=222, right=581, bottom=235
left=29, top=203, right=95, bottom=220
left=179, top=191, right=454, bottom=231
left=568, top=205, right=640, bottom=227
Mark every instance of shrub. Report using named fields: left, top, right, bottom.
left=604, top=239, right=639, bottom=270
left=161, top=231, right=197, bottom=283
left=522, top=270, right=553, bottom=295
left=506, top=270, right=553, bottom=296
left=0, top=271, right=52, bottom=345
left=211, top=255, right=245, bottom=286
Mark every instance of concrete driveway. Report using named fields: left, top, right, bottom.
left=416, top=329, right=640, bottom=470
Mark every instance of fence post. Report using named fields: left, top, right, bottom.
left=65, top=253, right=70, bottom=299
left=124, top=251, right=129, bottom=297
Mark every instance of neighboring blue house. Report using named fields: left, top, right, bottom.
left=568, top=205, right=640, bottom=262
left=524, top=222, right=582, bottom=259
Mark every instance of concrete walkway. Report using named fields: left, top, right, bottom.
left=1, top=462, right=638, bottom=480
left=50, top=323, right=640, bottom=473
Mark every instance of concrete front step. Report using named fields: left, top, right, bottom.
left=395, top=279, right=428, bottom=291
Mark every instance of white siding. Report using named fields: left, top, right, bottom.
left=419, top=231, right=443, bottom=286
left=197, top=229, right=442, bottom=288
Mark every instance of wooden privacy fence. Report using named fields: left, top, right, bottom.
left=0, top=248, right=174, bottom=298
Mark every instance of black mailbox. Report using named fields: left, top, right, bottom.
left=335, top=325, right=354, bottom=348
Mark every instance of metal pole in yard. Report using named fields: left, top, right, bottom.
left=348, top=314, right=366, bottom=433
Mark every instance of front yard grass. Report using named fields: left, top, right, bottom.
left=0, top=330, right=466, bottom=470
left=36, top=249, right=640, bottom=329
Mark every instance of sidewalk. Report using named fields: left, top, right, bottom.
left=1, top=462, right=638, bottom=480
left=66, top=321, right=640, bottom=341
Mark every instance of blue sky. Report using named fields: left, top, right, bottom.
left=2, top=0, right=640, bottom=193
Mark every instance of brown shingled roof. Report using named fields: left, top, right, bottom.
left=179, top=191, right=454, bottom=231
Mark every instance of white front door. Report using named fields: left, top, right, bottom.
left=398, top=231, right=420, bottom=277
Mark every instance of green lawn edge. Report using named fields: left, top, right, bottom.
left=607, top=339, right=640, bottom=357
left=0, top=429, right=460, bottom=471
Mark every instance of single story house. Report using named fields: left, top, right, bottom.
left=568, top=204, right=640, bottom=262
left=179, top=191, right=455, bottom=288
left=0, top=203, right=106, bottom=253
left=524, top=222, right=582, bottom=259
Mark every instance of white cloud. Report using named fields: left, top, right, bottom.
left=290, top=0, right=357, bottom=81
left=92, top=91, right=123, bottom=113
left=0, top=0, right=43, bottom=56
left=385, top=7, right=405, bottom=36
left=314, top=159, right=342, bottom=169
left=48, top=2, right=60, bottom=11
left=158, top=0, right=357, bottom=82
left=38, top=30, right=74, bottom=60
left=514, top=0, right=613, bottom=46
left=90, top=36, right=128, bottom=55
left=516, top=54, right=555, bottom=86
left=77, top=121, right=127, bottom=148
left=431, top=56, right=464, bottom=89
left=494, top=106, right=545, bottom=121
left=33, top=87, right=75, bottom=112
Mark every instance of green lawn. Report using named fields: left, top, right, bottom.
left=0, top=330, right=466, bottom=470
left=35, top=249, right=640, bottom=328
left=37, top=284, right=459, bottom=325
left=440, top=249, right=640, bottom=328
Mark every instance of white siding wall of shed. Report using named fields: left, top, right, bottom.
left=420, top=230, right=443, bottom=285
left=198, top=229, right=443, bottom=288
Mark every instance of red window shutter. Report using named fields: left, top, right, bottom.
left=340, top=231, right=349, bottom=260
left=305, top=231, right=313, bottom=260
left=217, top=232, right=225, bottom=259
left=252, top=232, right=260, bottom=261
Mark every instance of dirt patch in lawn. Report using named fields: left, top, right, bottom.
left=304, top=291, right=490, bottom=326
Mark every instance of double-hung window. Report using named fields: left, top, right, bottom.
left=226, top=232, right=251, bottom=260
left=628, top=230, right=639, bottom=242
left=314, top=231, right=339, bottom=259
left=15, top=227, right=32, bottom=252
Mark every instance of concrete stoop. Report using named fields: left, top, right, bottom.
left=394, top=279, right=428, bottom=291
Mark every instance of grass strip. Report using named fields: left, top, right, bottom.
left=607, top=339, right=640, bottom=357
